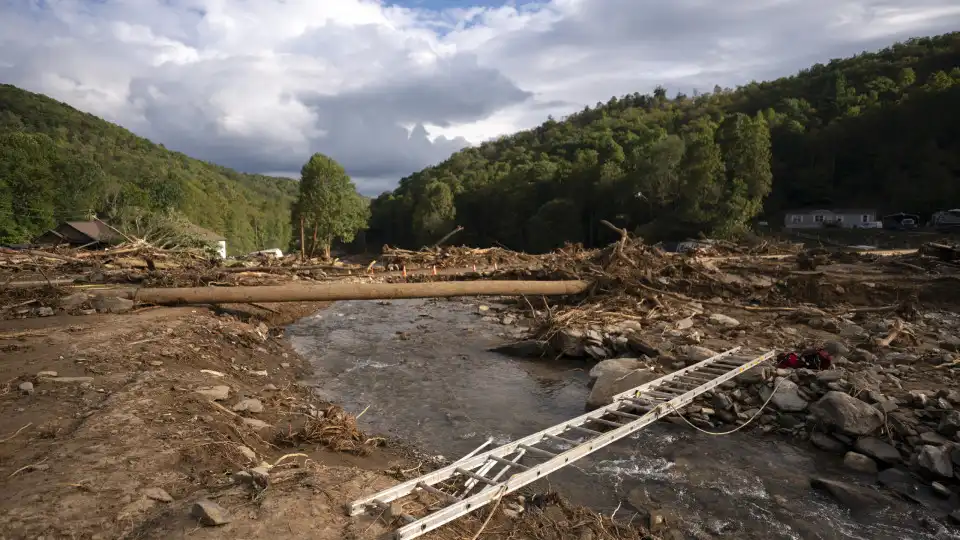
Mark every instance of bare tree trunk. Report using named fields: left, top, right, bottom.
left=299, top=216, right=306, bottom=261
left=308, top=223, right=319, bottom=258
left=323, top=236, right=332, bottom=260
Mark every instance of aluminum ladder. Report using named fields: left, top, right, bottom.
left=347, top=347, right=775, bottom=539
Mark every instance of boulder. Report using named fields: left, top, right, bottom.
left=587, top=358, right=644, bottom=387
left=761, top=378, right=808, bottom=412
left=809, top=477, right=894, bottom=517
left=490, top=340, right=547, bottom=358
left=551, top=329, right=585, bottom=357
left=938, top=410, right=960, bottom=437
left=843, top=452, right=878, bottom=474
left=810, top=432, right=847, bottom=453
left=809, top=391, right=884, bottom=436
left=586, top=368, right=660, bottom=410
left=91, top=295, right=135, bottom=314
left=854, top=437, right=901, bottom=464
left=917, top=445, right=953, bottom=478
left=677, top=346, right=718, bottom=366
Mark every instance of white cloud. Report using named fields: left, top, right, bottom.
left=1, top=0, right=958, bottom=194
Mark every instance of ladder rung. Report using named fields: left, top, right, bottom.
left=567, top=424, right=603, bottom=436
left=621, top=397, right=655, bottom=409
left=699, top=368, right=731, bottom=375
left=655, top=386, right=686, bottom=394
left=677, top=375, right=713, bottom=384
left=589, top=417, right=624, bottom=428
left=487, top=455, right=529, bottom=470
left=543, top=433, right=579, bottom=445
left=608, top=410, right=641, bottom=420
left=644, top=391, right=675, bottom=399
left=713, top=360, right=744, bottom=368
left=417, top=482, right=460, bottom=503
left=455, top=468, right=497, bottom=486
left=518, top=444, right=557, bottom=458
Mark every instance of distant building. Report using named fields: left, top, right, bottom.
left=783, top=208, right=878, bottom=229
left=33, top=220, right=122, bottom=247
left=931, top=209, right=960, bottom=231
left=881, top=212, right=920, bottom=230
left=184, top=223, right=227, bottom=259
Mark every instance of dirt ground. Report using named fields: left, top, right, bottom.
left=0, top=301, right=648, bottom=540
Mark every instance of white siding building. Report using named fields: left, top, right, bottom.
left=784, top=208, right=878, bottom=229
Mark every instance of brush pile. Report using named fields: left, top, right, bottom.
left=274, top=405, right=384, bottom=456
left=380, top=245, right=542, bottom=269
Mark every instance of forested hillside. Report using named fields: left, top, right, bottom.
left=369, top=33, right=960, bottom=252
left=0, top=84, right=297, bottom=253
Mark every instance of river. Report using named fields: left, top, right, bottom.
left=287, top=298, right=956, bottom=540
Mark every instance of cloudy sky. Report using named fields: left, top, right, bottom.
left=2, top=0, right=959, bottom=194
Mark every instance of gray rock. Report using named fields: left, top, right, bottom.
left=809, top=391, right=884, bottom=436
left=500, top=315, right=516, bottom=325
left=490, top=340, right=546, bottom=358
left=708, top=314, right=740, bottom=327
left=810, top=432, right=847, bottom=453
left=917, top=445, right=953, bottom=478
left=920, top=431, right=950, bottom=445
left=712, top=393, right=734, bottom=411
left=91, top=295, right=135, bottom=314
left=586, top=369, right=660, bottom=410
left=232, top=398, right=263, bottom=414
left=242, top=418, right=272, bottom=430
left=854, top=437, right=901, bottom=464
left=843, top=452, right=878, bottom=473
left=932, top=481, right=951, bottom=498
left=878, top=468, right=920, bottom=499
left=191, top=500, right=231, bottom=526
left=939, top=410, right=960, bottom=436
left=18, top=381, right=34, bottom=395
left=816, top=370, right=843, bottom=383
left=823, top=341, right=850, bottom=357
left=35, top=306, right=54, bottom=317
left=761, top=379, right=809, bottom=412
left=849, top=349, right=878, bottom=364
left=59, top=292, right=91, bottom=309
left=588, top=358, right=643, bottom=387
left=196, top=385, right=231, bottom=401
left=144, top=487, right=173, bottom=502
left=678, top=346, right=718, bottom=365
left=236, top=446, right=257, bottom=462
left=584, top=344, right=609, bottom=360
left=810, top=477, right=894, bottom=517
left=551, top=329, right=586, bottom=357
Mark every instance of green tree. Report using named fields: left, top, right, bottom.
left=412, top=180, right=456, bottom=245
left=291, top=153, right=369, bottom=259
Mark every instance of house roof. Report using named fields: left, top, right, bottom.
left=785, top=208, right=876, bottom=215
left=184, top=223, right=226, bottom=242
left=63, top=220, right=122, bottom=243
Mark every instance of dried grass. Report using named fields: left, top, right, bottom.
left=274, top=405, right=385, bottom=456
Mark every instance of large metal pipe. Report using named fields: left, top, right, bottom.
left=95, top=280, right=591, bottom=305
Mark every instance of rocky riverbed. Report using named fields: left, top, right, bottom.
left=290, top=297, right=960, bottom=539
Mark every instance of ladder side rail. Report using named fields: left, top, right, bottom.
left=393, top=350, right=774, bottom=539
left=346, top=346, right=747, bottom=515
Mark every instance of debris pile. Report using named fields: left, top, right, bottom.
left=380, top=245, right=542, bottom=270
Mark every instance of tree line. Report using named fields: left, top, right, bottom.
left=0, top=84, right=298, bottom=253
left=367, top=33, right=960, bottom=252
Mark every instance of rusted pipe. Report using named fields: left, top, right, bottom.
left=94, top=280, right=591, bottom=305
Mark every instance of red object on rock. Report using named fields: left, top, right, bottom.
left=777, top=348, right=832, bottom=370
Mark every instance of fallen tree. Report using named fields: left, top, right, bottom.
left=94, top=280, right=592, bottom=305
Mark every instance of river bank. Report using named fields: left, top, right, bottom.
left=0, top=300, right=651, bottom=540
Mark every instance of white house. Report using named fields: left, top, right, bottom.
left=185, top=223, right=227, bottom=258
left=783, top=208, right=878, bottom=229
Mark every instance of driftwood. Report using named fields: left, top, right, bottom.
left=95, top=280, right=591, bottom=305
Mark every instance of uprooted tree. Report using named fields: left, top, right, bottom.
left=290, top=153, right=369, bottom=259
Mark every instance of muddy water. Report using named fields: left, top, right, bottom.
left=288, top=298, right=953, bottom=540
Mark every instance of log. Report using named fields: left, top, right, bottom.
left=94, top=280, right=592, bottom=305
